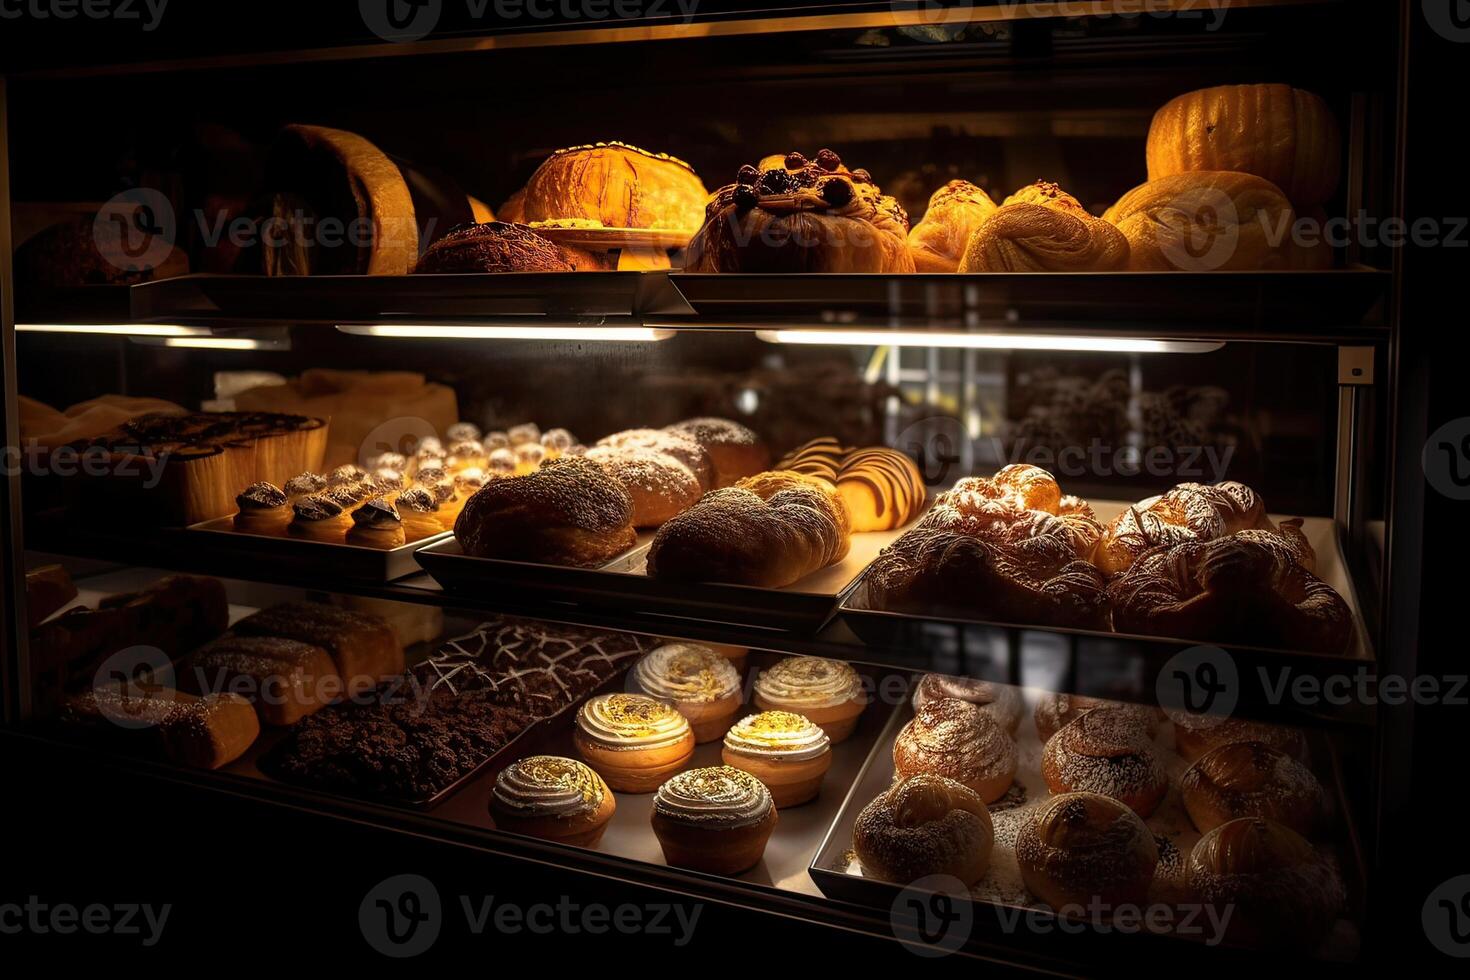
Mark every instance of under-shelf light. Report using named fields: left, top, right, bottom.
left=754, top=329, right=1222, bottom=354
left=157, top=336, right=284, bottom=351
left=16, top=323, right=208, bottom=337
left=337, top=324, right=673, bottom=342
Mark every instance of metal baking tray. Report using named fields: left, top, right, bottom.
left=415, top=525, right=910, bottom=632
left=841, top=508, right=1373, bottom=661
left=429, top=656, right=904, bottom=895
left=663, top=269, right=1388, bottom=338
left=183, top=517, right=449, bottom=583
left=808, top=688, right=1364, bottom=960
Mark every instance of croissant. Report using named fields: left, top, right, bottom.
left=907, top=180, right=997, bottom=272
left=646, top=470, right=851, bottom=587
left=958, top=181, right=1129, bottom=272
left=1108, top=531, right=1351, bottom=653
left=684, top=149, right=914, bottom=274
left=1095, top=481, right=1313, bottom=578
left=1103, top=170, right=1295, bottom=271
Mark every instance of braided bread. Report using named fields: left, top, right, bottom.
left=958, top=181, right=1129, bottom=272
left=646, top=471, right=851, bottom=587
left=1108, top=531, right=1351, bottom=653
left=1096, top=481, right=1311, bottom=577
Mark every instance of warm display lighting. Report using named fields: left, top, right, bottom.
left=336, top=324, right=674, bottom=341
left=16, top=323, right=207, bottom=337
left=754, top=330, right=1223, bottom=354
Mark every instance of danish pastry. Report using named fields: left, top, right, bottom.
left=775, top=438, right=926, bottom=532
left=907, top=179, right=998, bottom=272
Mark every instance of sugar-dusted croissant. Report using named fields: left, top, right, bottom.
left=958, top=181, right=1129, bottom=272
left=1103, top=170, right=1296, bottom=271
left=684, top=150, right=915, bottom=274
left=907, top=180, right=998, bottom=272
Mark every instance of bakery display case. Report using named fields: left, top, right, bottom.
left=2, top=0, right=1452, bottom=968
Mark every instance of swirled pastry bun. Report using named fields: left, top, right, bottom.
left=853, top=774, right=994, bottom=885
left=1042, top=706, right=1169, bottom=818
left=908, top=179, right=998, bottom=272
left=894, top=697, right=1018, bottom=803
left=959, top=181, right=1129, bottom=272
left=572, top=693, right=695, bottom=793
left=632, top=643, right=743, bottom=743
left=1181, top=741, right=1325, bottom=836
left=650, top=766, right=778, bottom=875
left=490, top=756, right=615, bottom=847
left=721, top=711, right=832, bottom=808
left=752, top=656, right=867, bottom=744
left=1187, top=817, right=1343, bottom=949
left=1017, top=792, right=1158, bottom=910
left=911, top=673, right=1023, bottom=733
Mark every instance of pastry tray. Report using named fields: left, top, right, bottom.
left=428, top=655, right=904, bottom=895
left=183, top=517, right=450, bottom=583
left=807, top=688, right=1364, bottom=960
left=841, top=507, right=1373, bottom=662
left=531, top=226, right=692, bottom=251
left=414, top=524, right=913, bottom=632
left=662, top=268, right=1389, bottom=339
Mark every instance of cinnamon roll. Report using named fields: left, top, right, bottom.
left=490, top=756, right=616, bottom=848
left=1181, top=741, right=1325, bottom=836
left=751, top=656, right=867, bottom=744
left=853, top=775, right=994, bottom=886
left=650, top=766, right=778, bottom=875
left=1016, top=791, right=1158, bottom=910
left=911, top=673, right=1024, bottom=733
left=721, top=711, right=832, bottom=808
left=632, top=643, right=743, bottom=743
left=572, top=693, right=695, bottom=793
left=1188, top=817, right=1343, bottom=949
left=1041, top=707, right=1168, bottom=817
left=893, top=697, right=1018, bottom=803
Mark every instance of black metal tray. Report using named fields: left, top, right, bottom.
left=664, top=269, right=1389, bottom=339
left=184, top=517, right=449, bottom=583
left=414, top=530, right=898, bottom=632
left=129, top=270, right=692, bottom=324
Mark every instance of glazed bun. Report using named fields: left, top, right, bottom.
left=1016, top=792, right=1158, bottom=910
left=1181, top=741, right=1325, bottom=836
left=1188, top=817, right=1343, bottom=949
left=853, top=774, right=994, bottom=885
left=893, top=697, right=1018, bottom=803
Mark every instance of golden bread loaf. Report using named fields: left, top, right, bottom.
left=1103, top=170, right=1296, bottom=271
left=511, top=142, right=708, bottom=233
left=907, top=180, right=998, bottom=272
left=958, top=181, right=1128, bottom=272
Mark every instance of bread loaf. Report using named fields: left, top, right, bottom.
left=1103, top=171, right=1295, bottom=271
left=959, top=181, right=1128, bottom=272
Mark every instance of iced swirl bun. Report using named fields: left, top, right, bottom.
left=894, top=697, right=1018, bottom=803
left=752, top=656, right=867, bottom=744
left=632, top=643, right=743, bottom=743
left=1017, top=791, right=1158, bottom=910
left=490, top=756, right=616, bottom=847
left=1181, top=741, right=1325, bottom=836
left=650, top=766, right=778, bottom=875
left=573, top=693, right=695, bottom=793
left=912, top=673, right=1024, bottom=733
left=721, top=711, right=832, bottom=807
left=853, top=774, right=994, bottom=886
left=1041, top=706, right=1168, bottom=817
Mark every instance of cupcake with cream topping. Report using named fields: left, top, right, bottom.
left=632, top=643, right=743, bottom=743
left=573, top=692, right=695, bottom=793
left=721, top=711, right=832, bottom=807
left=752, top=656, right=867, bottom=744
left=650, top=765, right=778, bottom=875
left=490, top=755, right=615, bottom=847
